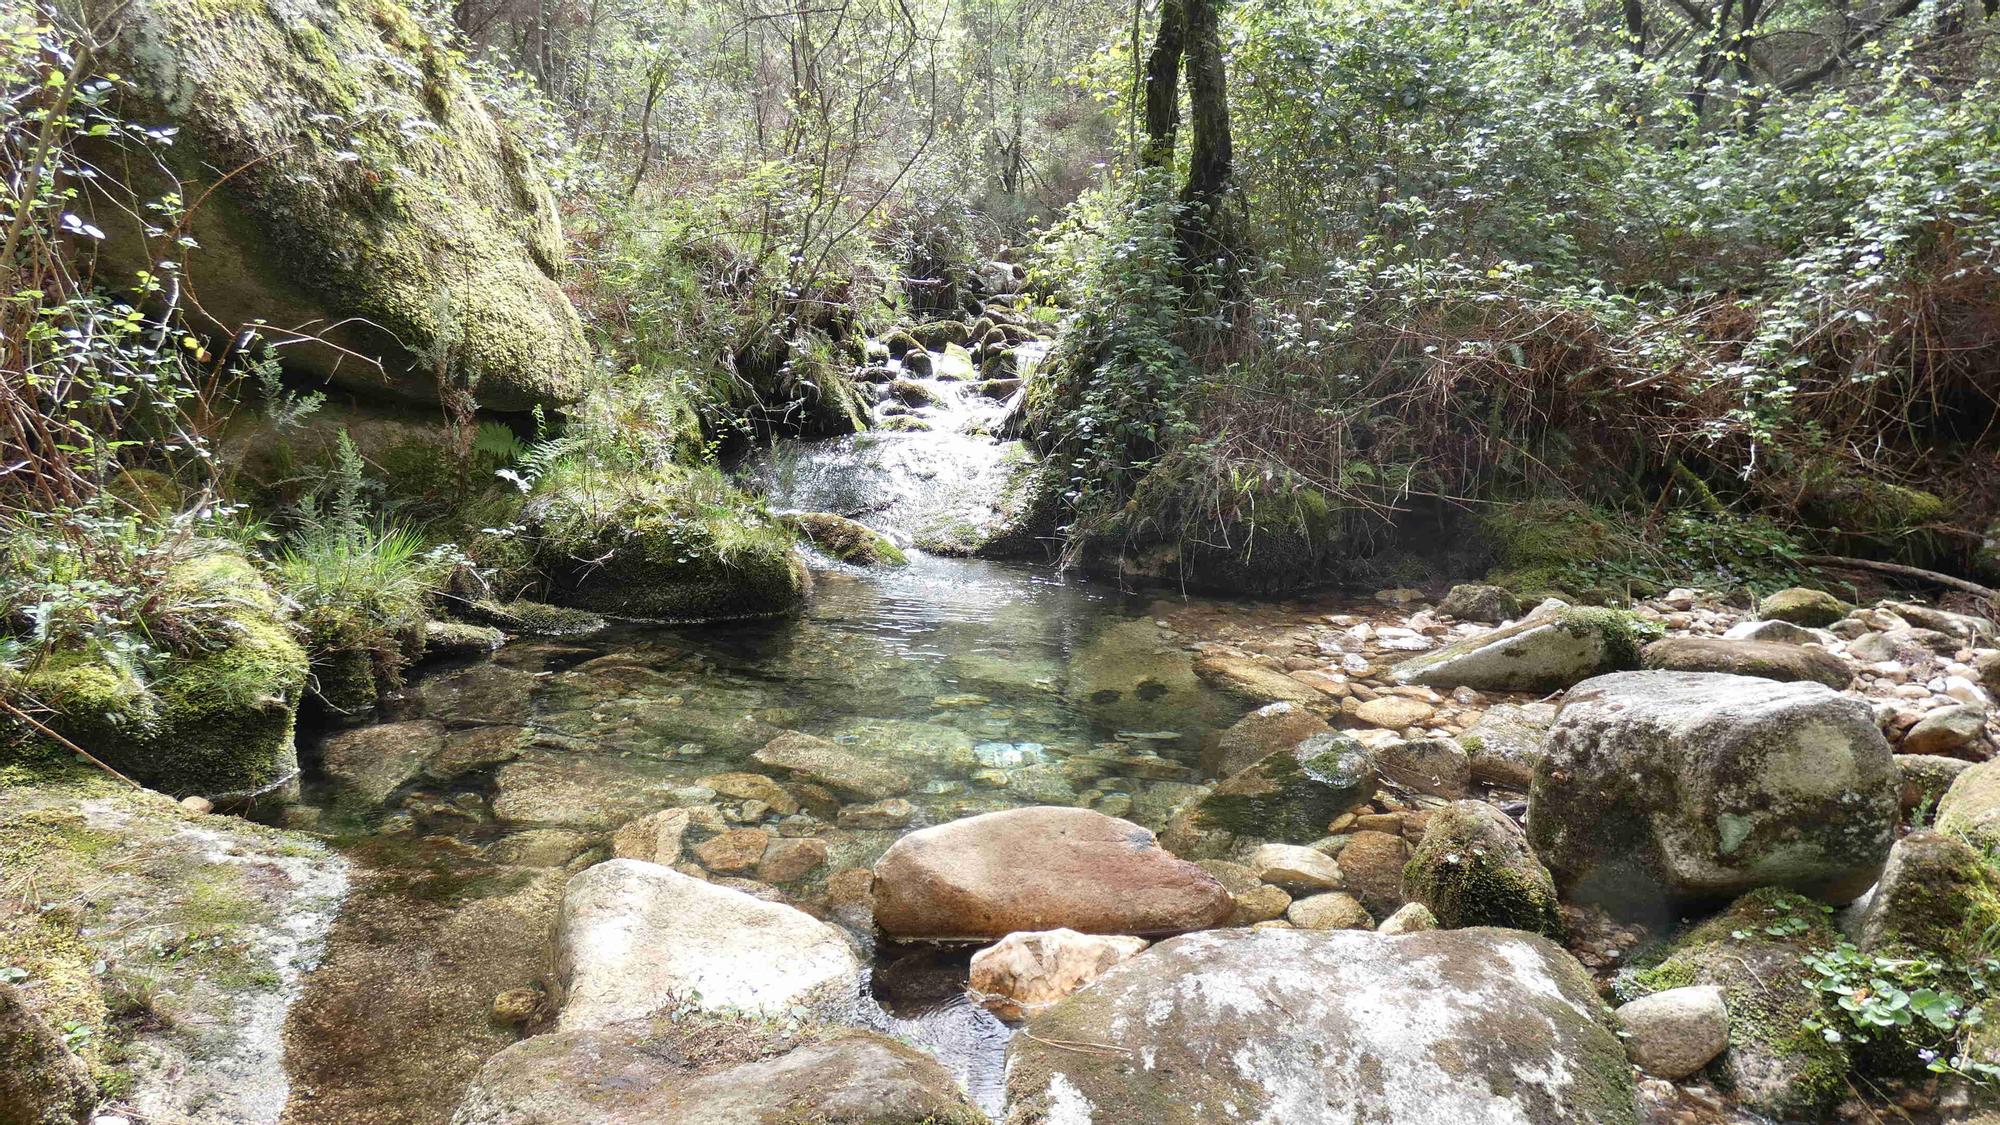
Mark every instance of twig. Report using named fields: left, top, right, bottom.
left=1796, top=555, right=1998, bottom=601
left=1020, top=1031, right=1132, bottom=1057
left=0, top=696, right=144, bottom=790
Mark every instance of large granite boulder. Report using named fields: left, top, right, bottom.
left=1527, top=672, right=1895, bottom=914
left=1005, top=927, right=1637, bottom=1124
left=555, top=860, right=859, bottom=1030
left=1161, top=733, right=1376, bottom=858
left=1391, top=608, right=1645, bottom=693
left=80, top=0, right=588, bottom=411
left=452, top=1015, right=984, bottom=1125
left=1639, top=636, right=1852, bottom=689
left=871, top=807, right=1231, bottom=940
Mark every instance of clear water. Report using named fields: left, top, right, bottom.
left=284, top=348, right=1256, bottom=1122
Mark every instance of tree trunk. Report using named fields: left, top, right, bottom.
left=1180, top=0, right=1231, bottom=211
left=1140, top=0, right=1185, bottom=170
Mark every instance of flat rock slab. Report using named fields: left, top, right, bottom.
left=872, top=806, right=1232, bottom=940
left=752, top=730, right=912, bottom=800
left=1004, top=927, right=1636, bottom=1125
left=1392, top=609, right=1639, bottom=693
left=555, top=859, right=859, bottom=1030
left=1640, top=635, right=1853, bottom=689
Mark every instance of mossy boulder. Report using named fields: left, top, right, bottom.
left=1404, top=800, right=1563, bottom=937
left=7, top=554, right=307, bottom=798
left=908, top=320, right=972, bottom=349
left=79, top=0, right=589, bottom=412
left=1855, top=830, right=2000, bottom=959
left=1438, top=582, right=1521, bottom=623
left=458, top=599, right=605, bottom=637
left=1161, top=733, right=1377, bottom=858
left=1614, top=888, right=1848, bottom=1120
left=882, top=329, right=923, bottom=358
left=1392, top=606, right=1647, bottom=693
left=1760, top=588, right=1848, bottom=628
left=781, top=512, right=907, bottom=567
left=1528, top=672, right=1896, bottom=916
left=1006, top=927, right=1637, bottom=1125
left=523, top=466, right=809, bottom=622
left=1934, top=759, right=2000, bottom=853
left=1640, top=636, right=1853, bottom=690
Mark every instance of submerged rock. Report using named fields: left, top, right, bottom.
left=1161, top=732, right=1376, bottom=858
left=966, top=929, right=1149, bottom=1021
left=452, top=1015, right=984, bottom=1125
left=554, top=859, right=859, bottom=1031
left=1004, top=927, right=1637, bottom=1124
left=1391, top=607, right=1645, bottom=693
left=1067, top=619, right=1219, bottom=735
left=1527, top=671, right=1896, bottom=914
left=317, top=719, right=446, bottom=805
left=1202, top=701, right=1328, bottom=779
left=752, top=730, right=912, bottom=800
left=82, top=0, right=588, bottom=412
left=871, top=807, right=1231, bottom=940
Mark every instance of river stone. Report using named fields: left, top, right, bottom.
left=554, top=860, right=859, bottom=1030
left=1526, top=672, right=1896, bottom=914
left=80, top=0, right=588, bottom=413
left=1378, top=902, right=1439, bottom=934
left=967, top=929, right=1149, bottom=1021
left=1614, top=986, right=1728, bottom=1080
left=1902, top=702, right=1988, bottom=756
left=1375, top=736, right=1471, bottom=799
left=699, top=772, right=801, bottom=816
left=1192, top=653, right=1323, bottom=708
left=1897, top=753, right=1975, bottom=812
left=0, top=982, right=96, bottom=1125
left=1161, top=733, right=1376, bottom=858
left=318, top=720, right=446, bottom=805
left=755, top=838, right=829, bottom=884
left=1285, top=892, right=1373, bottom=930
left=1004, top=927, right=1636, bottom=1125
left=1722, top=618, right=1829, bottom=645
left=1353, top=695, right=1437, bottom=729
left=1202, top=702, right=1329, bottom=778
left=1854, top=830, right=2000, bottom=957
left=1404, top=800, right=1561, bottom=938
left=492, top=756, right=691, bottom=829
left=1760, top=588, right=1847, bottom=627
left=1248, top=843, right=1343, bottom=891
left=752, top=731, right=912, bottom=800
left=836, top=797, right=917, bottom=829
left=694, top=828, right=772, bottom=874
left=451, top=1016, right=981, bottom=1125
left=1391, top=608, right=1643, bottom=693
left=609, top=809, right=691, bottom=865
left=1335, top=830, right=1411, bottom=917
left=872, top=807, right=1232, bottom=939
left=1461, top=701, right=1557, bottom=790
left=1439, top=583, right=1521, bottom=623
left=1639, top=636, right=1853, bottom=689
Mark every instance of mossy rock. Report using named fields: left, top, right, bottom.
left=7, top=554, right=307, bottom=798
left=77, top=0, right=589, bottom=412
left=1403, top=799, right=1563, bottom=938
left=523, top=466, right=810, bottom=623
left=882, top=330, right=923, bottom=358
left=1856, top=830, right=2000, bottom=960
left=1614, top=888, right=1848, bottom=1120
left=0, top=981, right=97, bottom=1125
left=1760, top=587, right=1848, bottom=628
left=1392, top=607, right=1647, bottom=693
left=458, top=599, right=606, bottom=637
left=782, top=512, right=908, bottom=567
left=908, top=320, right=971, bottom=350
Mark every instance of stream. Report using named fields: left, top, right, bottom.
left=276, top=341, right=1261, bottom=1124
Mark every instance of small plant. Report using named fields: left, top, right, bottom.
left=1802, top=942, right=2000, bottom=1084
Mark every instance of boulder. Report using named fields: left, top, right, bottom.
left=82, top=0, right=588, bottom=412
left=1285, top=892, right=1373, bottom=930
left=0, top=983, right=96, bottom=1125
left=871, top=807, right=1232, bottom=940
left=1374, top=736, right=1471, bottom=799
left=1615, top=986, right=1729, bottom=1080
left=1639, top=636, right=1852, bottom=689
left=1192, top=653, right=1323, bottom=708
left=452, top=1017, right=982, bottom=1125
left=1460, top=701, right=1557, bottom=790
left=752, top=731, right=912, bottom=800
left=1527, top=672, right=1896, bottom=914
left=1160, top=733, right=1376, bottom=858
left=1439, top=583, right=1521, bottom=623
left=554, top=860, right=858, bottom=1030
left=1902, top=703, right=1988, bottom=756
left=1854, top=830, right=2000, bottom=958
left=15, top=554, right=306, bottom=797
left=1614, top=888, right=1847, bottom=1119
left=1334, top=830, right=1411, bottom=917
left=1940, top=759, right=2000, bottom=860
left=1202, top=702, right=1328, bottom=779
left=1391, top=608, right=1645, bottom=693
left=966, top=929, right=1149, bottom=1021
left=1760, top=588, right=1847, bottom=628
left=1352, top=695, right=1437, bottom=729
left=1896, top=753, right=1974, bottom=813
left=1721, top=619, right=1829, bottom=645
left=523, top=467, right=809, bottom=622
left=1403, top=800, right=1562, bottom=937
left=781, top=512, right=909, bottom=567
left=1005, top=927, right=1637, bottom=1125
left=1247, top=843, right=1342, bottom=891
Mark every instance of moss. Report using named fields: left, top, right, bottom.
left=782, top=512, right=908, bottom=567
left=1614, top=888, right=1849, bottom=1119
left=883, top=329, right=922, bottom=358
left=1553, top=606, right=1650, bottom=671
left=1402, top=803, right=1563, bottom=938
left=525, top=465, right=810, bottom=623
left=460, top=599, right=606, bottom=636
